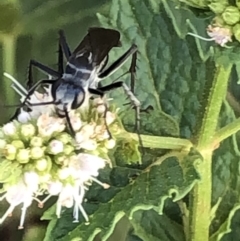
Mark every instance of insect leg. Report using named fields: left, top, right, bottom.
left=63, top=106, right=75, bottom=137
left=27, top=60, right=61, bottom=89
left=59, top=30, right=72, bottom=61
left=98, top=81, right=143, bottom=152
left=98, top=44, right=137, bottom=82
left=88, top=88, right=113, bottom=139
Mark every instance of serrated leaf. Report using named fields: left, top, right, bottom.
left=97, top=0, right=215, bottom=138
left=131, top=209, right=185, bottom=241
left=57, top=154, right=199, bottom=241
left=210, top=204, right=240, bottom=241
left=210, top=101, right=240, bottom=237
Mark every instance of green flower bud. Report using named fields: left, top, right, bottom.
left=208, top=1, right=228, bottom=14
left=63, top=144, right=74, bottom=155
left=20, top=123, right=36, bottom=139
left=35, top=158, right=49, bottom=172
left=54, top=154, right=68, bottom=165
left=16, top=149, right=30, bottom=163
left=11, top=140, right=25, bottom=149
left=4, top=144, right=17, bottom=160
left=104, top=139, right=116, bottom=149
left=233, top=23, right=240, bottom=42
left=30, top=136, right=43, bottom=147
left=2, top=122, right=17, bottom=136
left=236, top=0, right=240, bottom=10
left=0, top=139, right=6, bottom=149
left=30, top=146, right=45, bottom=159
left=56, top=132, right=73, bottom=144
left=222, top=6, right=240, bottom=25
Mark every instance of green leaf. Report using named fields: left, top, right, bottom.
left=131, top=209, right=185, bottom=241
left=210, top=101, right=240, bottom=238
left=210, top=204, right=240, bottom=241
left=56, top=153, right=199, bottom=241
left=97, top=0, right=215, bottom=138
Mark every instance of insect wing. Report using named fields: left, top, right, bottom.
left=73, top=28, right=121, bottom=66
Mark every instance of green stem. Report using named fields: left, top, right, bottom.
left=119, top=132, right=192, bottom=150
left=213, top=118, right=240, bottom=144
left=1, top=34, right=17, bottom=105
left=189, top=64, right=232, bottom=241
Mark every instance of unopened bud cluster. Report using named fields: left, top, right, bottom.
left=0, top=74, right=126, bottom=229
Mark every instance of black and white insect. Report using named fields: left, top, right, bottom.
left=10, top=27, right=141, bottom=144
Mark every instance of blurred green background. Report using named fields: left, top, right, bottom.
left=0, top=0, right=110, bottom=240
left=0, top=0, right=110, bottom=124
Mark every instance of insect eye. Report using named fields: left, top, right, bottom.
left=71, top=88, right=85, bottom=109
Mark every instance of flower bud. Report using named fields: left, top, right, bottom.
left=104, top=139, right=116, bottom=149
left=11, top=140, right=25, bottom=149
left=20, top=124, right=36, bottom=139
left=237, top=0, right=240, bottom=10
left=24, top=171, right=39, bottom=191
left=63, top=145, right=74, bottom=155
left=35, top=158, right=49, bottom=172
left=222, top=6, right=240, bottom=25
left=58, top=168, right=71, bottom=180
left=233, top=23, right=240, bottom=42
left=96, top=104, right=106, bottom=114
left=30, top=136, right=43, bottom=147
left=2, top=122, right=17, bottom=136
left=4, top=144, right=17, bottom=160
left=47, top=140, right=64, bottom=155
left=30, top=146, right=45, bottom=159
left=56, top=133, right=73, bottom=144
left=16, top=149, right=30, bottom=163
left=0, top=139, right=7, bottom=149
left=209, top=2, right=228, bottom=14
left=106, top=111, right=116, bottom=125
left=54, top=153, right=67, bottom=165
left=79, top=140, right=97, bottom=151
left=70, top=115, right=82, bottom=131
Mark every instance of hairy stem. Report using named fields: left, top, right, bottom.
left=213, top=118, right=240, bottom=145
left=189, top=64, right=232, bottom=241
left=120, top=132, right=193, bottom=151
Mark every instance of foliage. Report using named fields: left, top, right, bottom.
left=1, top=0, right=240, bottom=241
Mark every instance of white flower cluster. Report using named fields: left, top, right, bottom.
left=0, top=73, right=120, bottom=229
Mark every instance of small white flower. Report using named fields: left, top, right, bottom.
left=0, top=180, right=37, bottom=229
left=207, top=24, right=232, bottom=47
left=56, top=184, right=74, bottom=217
left=187, top=24, right=232, bottom=48
left=69, top=153, right=108, bottom=187
left=48, top=181, right=63, bottom=195
left=69, top=111, right=82, bottom=131
left=2, top=122, right=16, bottom=136
left=23, top=171, right=39, bottom=192
left=77, top=139, right=98, bottom=151
left=48, top=140, right=64, bottom=155
left=106, top=111, right=116, bottom=126
left=37, top=114, right=66, bottom=137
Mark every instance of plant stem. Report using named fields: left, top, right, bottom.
left=189, top=64, right=232, bottom=241
left=119, top=132, right=192, bottom=150
left=213, top=118, right=240, bottom=145
left=0, top=34, right=17, bottom=105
